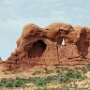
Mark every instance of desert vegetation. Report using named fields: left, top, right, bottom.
left=0, top=65, right=90, bottom=90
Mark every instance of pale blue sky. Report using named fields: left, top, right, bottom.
left=0, top=0, right=90, bottom=60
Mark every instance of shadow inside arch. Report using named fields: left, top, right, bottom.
left=29, top=40, right=47, bottom=58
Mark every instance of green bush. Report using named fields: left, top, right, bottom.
left=35, top=78, right=47, bottom=86
left=13, top=77, right=26, bottom=87
left=52, top=75, right=69, bottom=83
left=34, top=76, right=52, bottom=86
left=56, top=69, right=64, bottom=76
left=58, top=76, right=69, bottom=83
left=0, top=77, right=27, bottom=88
left=66, top=70, right=83, bottom=79
left=29, top=77, right=40, bottom=83
left=0, top=78, right=13, bottom=87
left=29, top=76, right=53, bottom=86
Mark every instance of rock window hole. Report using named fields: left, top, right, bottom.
left=29, top=40, right=47, bottom=58
left=57, top=38, right=66, bottom=46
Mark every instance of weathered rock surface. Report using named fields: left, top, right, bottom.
left=1, top=22, right=90, bottom=71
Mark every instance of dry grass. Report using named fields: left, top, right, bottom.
left=0, top=65, right=90, bottom=90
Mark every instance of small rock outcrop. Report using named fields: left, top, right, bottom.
left=2, top=22, right=90, bottom=71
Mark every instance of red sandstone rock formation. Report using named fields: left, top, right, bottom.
left=2, top=22, right=90, bottom=71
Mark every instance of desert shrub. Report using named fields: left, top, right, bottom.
left=0, top=78, right=13, bottom=87
left=52, top=75, right=69, bottom=83
left=0, top=77, right=28, bottom=88
left=28, top=77, right=40, bottom=83
left=46, top=76, right=53, bottom=81
left=34, top=76, right=52, bottom=86
left=35, top=78, right=47, bottom=86
left=55, top=66, right=60, bottom=69
left=56, top=70, right=61, bottom=74
left=81, top=64, right=90, bottom=74
left=13, top=77, right=26, bottom=87
left=44, top=68, right=53, bottom=74
left=66, top=69, right=83, bottom=79
left=29, top=76, right=53, bottom=86
left=56, top=69, right=65, bottom=76
left=58, top=76, right=69, bottom=83
left=32, top=71, right=42, bottom=75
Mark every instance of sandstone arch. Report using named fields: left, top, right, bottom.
left=1, top=23, right=90, bottom=71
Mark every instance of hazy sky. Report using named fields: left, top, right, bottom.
left=0, top=0, right=90, bottom=60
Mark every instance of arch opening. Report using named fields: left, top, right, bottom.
left=29, top=40, right=47, bottom=58
left=57, top=37, right=66, bottom=46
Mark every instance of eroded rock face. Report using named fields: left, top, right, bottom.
left=2, top=22, right=90, bottom=71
